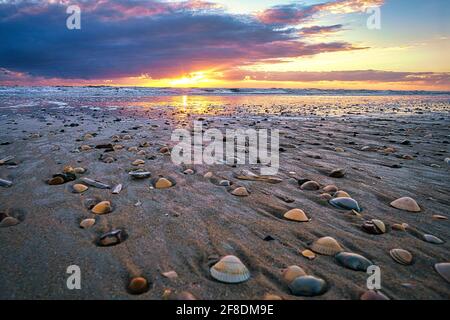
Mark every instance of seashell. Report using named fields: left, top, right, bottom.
left=72, top=184, right=88, bottom=193
left=432, top=215, right=447, bottom=220
left=159, top=146, right=170, bottom=154
left=97, top=229, right=127, bottom=247
left=301, top=249, right=316, bottom=260
left=350, top=209, right=362, bottom=218
left=0, top=156, right=14, bottom=165
left=231, top=187, right=249, bottom=197
left=210, top=255, right=250, bottom=283
left=155, top=178, right=173, bottom=189
left=112, top=184, right=122, bottom=194
left=234, top=169, right=282, bottom=184
left=329, top=197, right=361, bottom=212
left=360, top=290, right=389, bottom=300
left=319, top=193, right=332, bottom=201
left=83, top=133, right=94, bottom=140
left=0, top=216, right=20, bottom=228
left=423, top=234, right=444, bottom=244
left=445, top=158, right=450, bottom=165
left=392, top=223, right=408, bottom=231
left=323, top=185, right=338, bottom=194
left=288, top=275, right=327, bottom=297
left=335, top=147, right=344, bottom=152
left=113, top=144, right=124, bottom=150
left=79, top=218, right=95, bottom=229
left=219, top=180, right=231, bottom=186
left=80, top=178, right=110, bottom=189
left=63, top=166, right=75, bottom=174
left=434, top=263, right=450, bottom=283
left=284, top=209, right=310, bottom=222
left=102, top=156, right=115, bottom=163
left=122, top=134, right=132, bottom=140
left=174, top=291, right=197, bottom=300
left=334, top=190, right=351, bottom=198
left=335, top=252, right=373, bottom=272
left=390, top=249, right=413, bottom=265
left=80, top=145, right=92, bottom=151
left=91, top=201, right=112, bottom=215
left=47, top=176, right=65, bottom=185
left=361, top=219, right=386, bottom=235
left=132, top=159, right=145, bottom=166
left=310, top=236, right=344, bottom=256
left=74, top=167, right=86, bottom=174
left=204, top=172, right=213, bottom=178
left=263, top=293, right=283, bottom=300
left=162, top=271, right=178, bottom=279
left=300, top=181, right=320, bottom=191
left=282, top=266, right=307, bottom=283
left=128, top=146, right=138, bottom=152
left=183, top=169, right=194, bottom=175
left=329, top=168, right=345, bottom=178
left=127, top=277, right=150, bottom=295
left=129, top=171, right=151, bottom=179
left=390, top=197, right=421, bottom=212
left=0, top=178, right=13, bottom=187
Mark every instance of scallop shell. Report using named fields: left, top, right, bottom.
left=335, top=252, right=373, bottom=272
left=92, top=201, right=112, bottom=215
left=390, top=249, right=413, bottom=265
left=72, top=184, right=88, bottom=193
left=127, top=277, right=150, bottom=295
left=288, top=275, right=327, bottom=297
left=362, top=219, right=386, bottom=234
left=323, top=185, right=338, bottom=193
left=282, top=266, right=307, bottom=283
left=390, top=197, right=421, bottom=212
left=423, top=234, right=444, bottom=244
left=79, top=218, right=95, bottom=229
left=300, top=181, right=320, bottom=191
left=231, top=187, right=249, bottom=197
left=284, top=209, right=310, bottom=222
left=210, top=255, right=250, bottom=283
left=329, top=197, right=361, bottom=212
left=310, top=236, right=344, bottom=256
left=434, top=263, right=450, bottom=283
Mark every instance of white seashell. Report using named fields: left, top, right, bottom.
left=210, top=255, right=250, bottom=283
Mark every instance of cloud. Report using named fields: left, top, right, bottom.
left=0, top=0, right=364, bottom=80
left=299, top=24, right=344, bottom=35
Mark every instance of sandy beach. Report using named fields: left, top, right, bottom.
left=0, top=91, right=449, bottom=300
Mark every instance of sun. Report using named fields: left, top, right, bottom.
left=169, top=72, right=209, bottom=86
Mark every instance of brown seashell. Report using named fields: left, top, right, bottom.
left=155, top=178, right=173, bottom=189
left=0, top=216, right=20, bottom=228
left=231, top=187, right=249, bottom=197
left=127, top=277, right=150, bottom=295
left=204, top=172, right=213, bottom=178
left=301, top=249, right=316, bottom=260
left=282, top=265, right=307, bottom=283
left=74, top=167, right=86, bottom=174
left=79, top=218, right=95, bottom=229
left=72, top=184, right=88, bottom=193
left=47, top=176, right=65, bottom=185
left=390, top=197, right=421, bottom=212
left=63, top=166, right=75, bottom=174
left=132, top=159, right=145, bottom=166
left=91, top=201, right=112, bottom=215
left=284, top=209, right=310, bottom=222
left=329, top=168, right=345, bottom=178
left=362, top=219, right=386, bottom=234
left=323, top=185, right=338, bottom=194
left=310, top=236, right=344, bottom=256
left=80, top=145, right=92, bottom=151
left=319, top=193, right=333, bottom=201
left=434, top=263, right=450, bottom=283
left=263, top=293, right=283, bottom=300
left=390, top=248, right=413, bottom=265
left=334, top=190, right=351, bottom=198
left=432, top=215, right=448, bottom=221
left=162, top=271, right=178, bottom=279
left=175, top=291, right=197, bottom=300
left=300, top=181, right=320, bottom=191
left=392, top=223, right=408, bottom=231
left=360, top=290, right=389, bottom=300
left=159, top=146, right=170, bottom=154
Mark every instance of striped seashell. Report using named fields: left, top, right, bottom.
left=310, top=236, right=344, bottom=256
left=390, top=197, right=421, bottom=212
left=210, top=255, right=250, bottom=284
left=434, top=263, right=450, bottom=283
left=282, top=266, right=307, bottom=283
left=284, top=209, right=310, bottom=222
left=390, top=249, right=413, bottom=265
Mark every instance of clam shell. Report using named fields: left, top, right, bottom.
left=0, top=216, right=20, bottom=228
left=334, top=190, right=351, bottom=198
left=155, top=177, right=173, bottom=189
left=432, top=215, right=448, bottom=221
left=362, top=219, right=386, bottom=234
left=263, top=293, right=283, bottom=300
left=231, top=187, right=249, bottom=197
left=112, top=184, right=122, bottom=194
left=132, top=159, right=145, bottom=166
left=210, top=255, right=250, bottom=284
left=310, top=236, right=344, bottom=256
left=284, top=209, right=310, bottom=222
left=423, top=234, right=444, bottom=244
left=282, top=266, right=307, bottom=283
left=47, top=176, right=65, bottom=185
left=390, top=249, right=413, bottom=265
left=97, top=229, right=127, bottom=247
left=360, top=290, right=389, bottom=300
left=392, top=223, right=408, bottom=231
left=79, top=218, right=95, bottom=229
left=301, top=249, right=316, bottom=260
left=129, top=171, right=151, bottom=179
left=92, top=201, right=112, bottom=215
left=390, top=197, right=421, bottom=212
left=288, top=275, right=327, bottom=297
left=300, top=181, right=320, bottom=191
left=329, top=197, right=361, bottom=212
left=335, top=252, right=373, bottom=272
left=74, top=167, right=86, bottom=174
left=72, top=184, right=88, bottom=193
left=329, top=168, right=345, bottom=178
left=434, top=263, right=450, bottom=283
left=127, top=277, right=150, bottom=295
left=323, top=185, right=338, bottom=193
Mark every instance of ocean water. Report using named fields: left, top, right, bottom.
left=0, top=86, right=449, bottom=117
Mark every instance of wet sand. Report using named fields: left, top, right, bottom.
left=0, top=96, right=449, bottom=300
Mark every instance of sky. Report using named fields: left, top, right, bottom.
left=0, top=0, right=449, bottom=90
